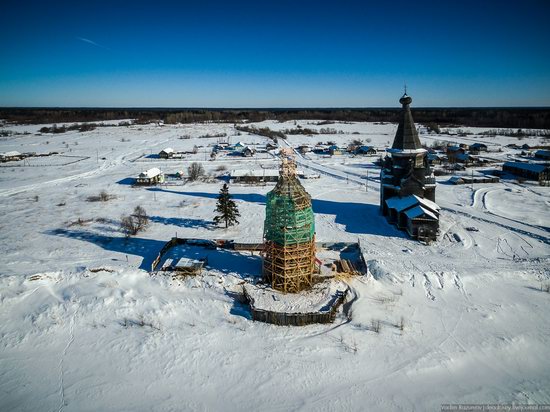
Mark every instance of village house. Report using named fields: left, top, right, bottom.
left=427, top=153, right=445, bottom=165
left=159, top=148, right=174, bottom=158
left=446, top=145, right=466, bottom=163
left=328, top=145, right=343, bottom=155
left=230, top=169, right=305, bottom=184
left=534, top=149, right=550, bottom=161
left=231, top=141, right=246, bottom=152
left=136, top=167, right=165, bottom=185
left=449, top=175, right=500, bottom=185
left=241, top=146, right=256, bottom=157
left=503, top=161, right=550, bottom=184
left=355, top=146, right=377, bottom=155
left=469, top=143, right=488, bottom=153
left=297, top=144, right=312, bottom=154
left=0, top=151, right=23, bottom=162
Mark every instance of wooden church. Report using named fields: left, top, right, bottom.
left=380, top=93, right=439, bottom=242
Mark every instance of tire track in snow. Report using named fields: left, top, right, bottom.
left=58, top=308, right=77, bottom=412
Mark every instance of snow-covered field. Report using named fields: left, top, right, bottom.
left=0, top=120, right=549, bottom=411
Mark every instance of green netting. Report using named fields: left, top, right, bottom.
left=264, top=190, right=315, bottom=245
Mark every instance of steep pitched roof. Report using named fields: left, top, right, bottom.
left=392, top=94, right=422, bottom=151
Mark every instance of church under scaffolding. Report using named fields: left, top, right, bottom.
left=262, top=150, right=316, bottom=293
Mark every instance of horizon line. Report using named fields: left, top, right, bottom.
left=2, top=105, right=550, bottom=111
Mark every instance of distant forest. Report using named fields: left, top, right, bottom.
left=1, top=107, right=549, bottom=129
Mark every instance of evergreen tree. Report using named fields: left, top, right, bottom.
left=214, top=184, right=240, bottom=228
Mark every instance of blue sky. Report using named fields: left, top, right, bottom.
left=1, top=0, right=549, bottom=107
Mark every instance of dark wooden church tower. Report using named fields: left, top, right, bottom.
left=380, top=93, right=436, bottom=216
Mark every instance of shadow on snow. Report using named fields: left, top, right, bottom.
left=148, top=187, right=403, bottom=238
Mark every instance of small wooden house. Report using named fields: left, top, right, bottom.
left=241, top=146, right=255, bottom=157
left=0, top=151, right=23, bottom=162
left=469, top=143, right=488, bottom=153
left=231, top=141, right=246, bottom=152
left=355, top=146, right=377, bottom=155
left=328, top=145, right=343, bottom=155
left=136, top=167, right=165, bottom=185
left=159, top=148, right=174, bottom=158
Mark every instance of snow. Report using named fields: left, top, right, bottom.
left=139, top=167, right=162, bottom=178
left=386, top=194, right=440, bottom=213
left=0, top=119, right=549, bottom=411
left=405, top=205, right=438, bottom=220
left=230, top=168, right=279, bottom=177
left=244, top=280, right=346, bottom=313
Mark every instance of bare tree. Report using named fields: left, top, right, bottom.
left=133, top=206, right=148, bottom=230
left=120, top=215, right=139, bottom=237
left=120, top=206, right=148, bottom=237
left=187, top=162, right=205, bottom=181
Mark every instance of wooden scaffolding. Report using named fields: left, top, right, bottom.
left=263, top=150, right=316, bottom=293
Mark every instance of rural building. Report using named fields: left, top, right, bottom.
left=136, top=167, right=165, bottom=185
left=469, top=143, right=488, bottom=153
left=241, top=146, right=255, bottom=157
left=534, top=150, right=550, bottom=161
left=162, top=257, right=206, bottom=276
left=355, top=146, right=377, bottom=155
left=328, top=145, right=343, bottom=155
left=502, top=161, right=550, bottom=183
left=449, top=175, right=500, bottom=185
left=297, top=145, right=312, bottom=154
left=446, top=146, right=466, bottom=162
left=231, top=169, right=279, bottom=183
left=0, top=151, right=23, bottom=162
left=159, top=148, right=174, bottom=158
left=427, top=153, right=445, bottom=165
left=454, top=153, right=474, bottom=165
left=380, top=93, right=439, bottom=242
left=231, top=142, right=246, bottom=152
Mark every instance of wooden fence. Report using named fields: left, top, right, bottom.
left=243, top=287, right=347, bottom=326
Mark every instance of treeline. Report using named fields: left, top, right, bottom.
left=235, top=125, right=285, bottom=141
left=39, top=123, right=100, bottom=133
left=1, top=107, right=549, bottom=129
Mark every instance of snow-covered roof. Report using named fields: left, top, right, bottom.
left=503, top=162, right=549, bottom=173
left=387, top=148, right=427, bottom=155
left=405, top=205, right=439, bottom=221
left=456, top=153, right=472, bottom=161
left=139, top=167, right=162, bottom=178
left=231, top=169, right=279, bottom=178
left=357, top=146, right=376, bottom=152
left=385, top=195, right=440, bottom=213
left=160, top=148, right=174, bottom=153
left=173, top=258, right=204, bottom=269
left=1, top=151, right=22, bottom=157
